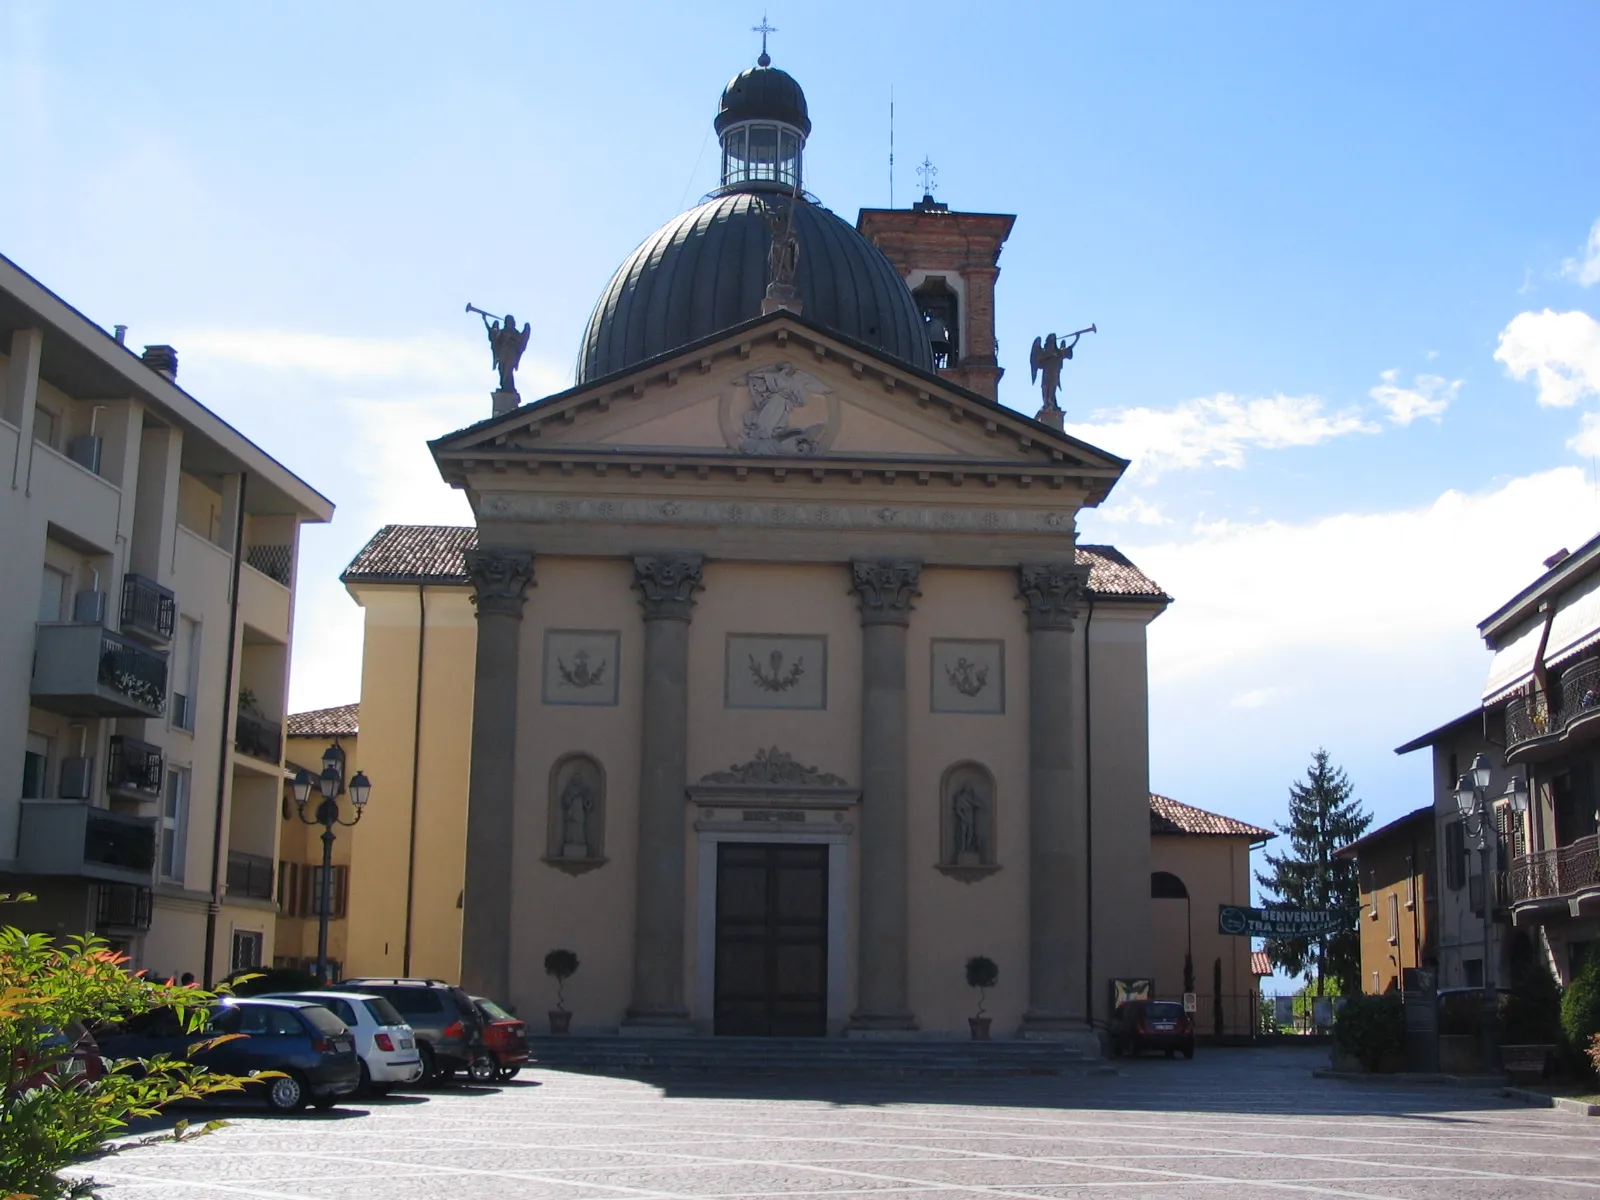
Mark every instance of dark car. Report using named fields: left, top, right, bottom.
left=340, top=978, right=482, bottom=1082
left=470, top=996, right=529, bottom=1081
left=98, top=998, right=360, bottom=1112
left=1110, top=999, right=1195, bottom=1059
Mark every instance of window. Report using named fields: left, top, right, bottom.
left=170, top=617, right=200, bottom=732
left=1464, top=958, right=1484, bottom=988
left=1371, top=971, right=1380, bottom=993
left=230, top=930, right=263, bottom=972
left=1445, top=820, right=1467, bottom=890
left=309, top=865, right=349, bottom=918
left=1405, top=856, right=1416, bottom=910
left=38, top=566, right=68, bottom=623
left=160, top=768, right=189, bottom=882
left=32, top=406, right=56, bottom=450
left=1387, top=893, right=1400, bottom=945
left=21, top=733, right=49, bottom=800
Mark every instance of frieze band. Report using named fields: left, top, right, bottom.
left=1017, top=562, right=1090, bottom=632
left=465, top=548, right=535, bottom=618
left=633, top=553, right=705, bottom=621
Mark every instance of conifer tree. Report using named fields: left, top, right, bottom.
left=1254, top=749, right=1370, bottom=994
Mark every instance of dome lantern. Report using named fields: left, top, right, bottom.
left=715, top=60, right=810, bottom=195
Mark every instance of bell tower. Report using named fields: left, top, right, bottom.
left=857, top=192, right=1015, bottom=401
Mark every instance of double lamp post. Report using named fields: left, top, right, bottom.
left=1452, top=752, right=1529, bottom=1072
left=290, top=740, right=372, bottom=985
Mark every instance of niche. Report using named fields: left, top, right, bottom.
left=544, top=752, right=606, bottom=873
left=936, top=761, right=1000, bottom=881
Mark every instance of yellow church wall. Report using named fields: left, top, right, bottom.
left=905, top=567, right=1031, bottom=1032
left=1149, top=835, right=1256, bottom=1029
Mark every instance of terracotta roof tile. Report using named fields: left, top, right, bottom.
left=340, top=525, right=1169, bottom=602
left=1251, top=950, right=1273, bottom=976
left=286, top=702, right=360, bottom=738
left=1149, top=793, right=1273, bottom=840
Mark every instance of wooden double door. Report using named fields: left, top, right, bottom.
left=713, top=843, right=828, bottom=1037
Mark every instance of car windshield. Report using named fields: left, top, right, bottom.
left=1145, top=1002, right=1184, bottom=1019
left=300, top=1006, right=350, bottom=1035
left=382, top=989, right=445, bottom=1016
left=476, top=998, right=513, bottom=1022
left=363, top=997, right=406, bottom=1026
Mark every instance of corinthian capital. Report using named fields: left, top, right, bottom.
left=850, top=558, right=922, bottom=626
left=465, top=548, right=535, bottom=618
left=1017, top=562, right=1090, bottom=632
left=633, top=553, right=704, bottom=621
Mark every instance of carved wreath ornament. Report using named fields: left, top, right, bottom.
left=748, top=649, right=805, bottom=693
left=945, top=657, right=989, bottom=697
left=557, top=649, right=607, bottom=690
left=701, top=746, right=847, bottom=787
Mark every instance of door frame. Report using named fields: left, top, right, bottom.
left=695, top=826, right=850, bottom=1035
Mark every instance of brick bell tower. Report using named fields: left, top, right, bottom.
left=857, top=192, right=1016, bottom=401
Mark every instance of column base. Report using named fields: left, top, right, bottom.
left=621, top=1006, right=694, bottom=1037
left=846, top=1010, right=919, bottom=1034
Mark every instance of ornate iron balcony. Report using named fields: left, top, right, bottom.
left=1510, top=833, right=1600, bottom=905
left=1506, top=658, right=1600, bottom=753
left=119, top=573, right=175, bottom=643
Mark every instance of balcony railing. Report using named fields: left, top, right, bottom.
left=16, top=801, right=157, bottom=885
left=234, top=710, right=283, bottom=764
left=245, top=544, right=292, bottom=587
left=32, top=624, right=169, bottom=719
left=1510, top=834, right=1600, bottom=905
left=1506, top=659, right=1600, bottom=752
left=106, top=736, right=163, bottom=800
left=119, top=574, right=175, bottom=644
left=226, top=850, right=275, bottom=901
left=96, top=884, right=153, bottom=932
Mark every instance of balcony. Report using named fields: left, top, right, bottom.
left=1505, top=659, right=1600, bottom=760
left=106, top=736, right=164, bottom=801
left=16, top=801, right=157, bottom=885
left=245, top=544, right=292, bottom=587
left=1510, top=834, right=1600, bottom=910
left=95, top=884, right=153, bottom=932
left=31, top=623, right=168, bottom=719
left=234, top=710, right=283, bottom=765
left=226, top=851, right=275, bottom=901
left=119, top=574, right=175, bottom=644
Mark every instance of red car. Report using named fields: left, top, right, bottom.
left=470, top=997, right=528, bottom=1081
left=1110, top=999, right=1196, bottom=1059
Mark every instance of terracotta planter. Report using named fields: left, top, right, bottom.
left=968, top=1016, right=992, bottom=1041
left=548, top=1010, right=572, bottom=1036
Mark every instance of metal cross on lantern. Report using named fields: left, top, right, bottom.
left=917, top=156, right=939, bottom=199
left=752, top=13, right=777, bottom=65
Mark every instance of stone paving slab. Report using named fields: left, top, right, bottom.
left=76, top=1047, right=1600, bottom=1199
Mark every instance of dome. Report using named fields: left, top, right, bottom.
left=716, top=64, right=810, bottom=136
left=576, top=192, right=934, bottom=384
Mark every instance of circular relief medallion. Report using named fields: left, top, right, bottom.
left=718, top=364, right=842, bottom=456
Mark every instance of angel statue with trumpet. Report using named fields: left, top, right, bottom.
left=1029, top=325, right=1096, bottom=422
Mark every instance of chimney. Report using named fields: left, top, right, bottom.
left=113, top=324, right=128, bottom=345
left=141, top=344, right=178, bottom=381
left=1544, top=548, right=1571, bottom=570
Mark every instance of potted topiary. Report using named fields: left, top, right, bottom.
left=544, top=949, right=579, bottom=1035
left=966, top=955, right=998, bottom=1040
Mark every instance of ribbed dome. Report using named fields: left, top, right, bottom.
left=576, top=193, right=934, bottom=384
left=716, top=64, right=810, bottom=136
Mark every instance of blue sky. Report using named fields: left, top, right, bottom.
left=6, top=1, right=1600, bottom=926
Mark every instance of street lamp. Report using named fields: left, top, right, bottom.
left=290, top=739, right=371, bottom=985
left=1453, top=752, right=1502, bottom=1074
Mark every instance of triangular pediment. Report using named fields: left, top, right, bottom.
left=432, top=312, right=1126, bottom=500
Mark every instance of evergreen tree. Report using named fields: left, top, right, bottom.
left=1254, top=749, right=1370, bottom=994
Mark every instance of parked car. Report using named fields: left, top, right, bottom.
left=13, top=1022, right=105, bottom=1093
left=471, top=997, right=529, bottom=1081
left=97, top=997, right=360, bottom=1112
left=340, top=978, right=482, bottom=1083
left=265, top=991, right=424, bottom=1094
left=1110, top=999, right=1195, bottom=1059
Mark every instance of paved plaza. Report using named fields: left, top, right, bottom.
left=85, top=1047, right=1600, bottom=1199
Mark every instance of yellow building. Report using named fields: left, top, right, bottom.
left=276, top=703, right=360, bottom=978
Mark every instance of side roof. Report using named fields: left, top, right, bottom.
left=287, top=702, right=360, bottom=739
left=340, top=523, right=1170, bottom=602
left=0, top=252, right=332, bottom=521
left=1148, top=793, right=1273, bottom=840
left=1479, top=530, right=1600, bottom=644
left=1394, top=709, right=1481, bottom=755
left=1334, top=805, right=1433, bottom=858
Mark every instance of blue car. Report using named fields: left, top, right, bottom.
left=98, top=997, right=361, bottom=1112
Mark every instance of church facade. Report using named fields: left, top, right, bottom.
left=418, top=57, right=1170, bottom=1041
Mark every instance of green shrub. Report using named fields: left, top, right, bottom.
left=544, top=949, right=579, bottom=1012
left=1333, top=992, right=1405, bottom=1071
left=1561, top=950, right=1600, bottom=1052
left=964, top=956, right=998, bottom=1018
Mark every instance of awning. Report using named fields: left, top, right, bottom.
left=1483, top=615, right=1545, bottom=705
left=1544, top=570, right=1600, bottom=671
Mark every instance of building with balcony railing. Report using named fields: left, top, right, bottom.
left=0, top=252, right=332, bottom=984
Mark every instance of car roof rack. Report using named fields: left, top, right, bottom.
left=344, top=977, right=450, bottom=987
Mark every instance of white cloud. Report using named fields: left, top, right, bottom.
left=1369, top=369, right=1457, bottom=426
left=1098, top=495, right=1170, bottom=525
left=1569, top=413, right=1600, bottom=459
left=1562, top=218, right=1600, bottom=287
left=1494, top=309, right=1600, bottom=408
left=1066, top=393, right=1377, bottom=480
left=1230, top=686, right=1289, bottom=710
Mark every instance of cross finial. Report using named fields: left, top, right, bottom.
left=917, top=155, right=938, bottom=198
left=753, top=13, right=777, bottom=66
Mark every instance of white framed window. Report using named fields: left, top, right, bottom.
left=1387, top=893, right=1400, bottom=945
left=1405, top=856, right=1416, bottom=911
left=21, top=733, right=50, bottom=799
left=230, top=929, right=263, bottom=972
left=160, top=767, right=189, bottom=882
left=170, top=616, right=200, bottom=733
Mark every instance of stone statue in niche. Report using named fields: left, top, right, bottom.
left=951, top=780, right=987, bottom=866
left=559, top=772, right=596, bottom=859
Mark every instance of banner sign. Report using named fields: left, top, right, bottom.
left=1217, top=904, right=1350, bottom=938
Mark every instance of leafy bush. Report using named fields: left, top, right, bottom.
left=1561, top=949, right=1600, bottom=1052
left=221, top=966, right=320, bottom=997
left=544, top=949, right=579, bottom=1012
left=0, top=898, right=249, bottom=1199
left=1333, top=992, right=1405, bottom=1072
left=964, top=956, right=998, bottom=1018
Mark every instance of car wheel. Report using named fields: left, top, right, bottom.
left=265, top=1073, right=306, bottom=1114
left=311, top=1095, right=338, bottom=1111
left=468, top=1052, right=498, bottom=1083
left=358, top=1060, right=374, bottom=1095
left=497, top=1065, right=520, bottom=1082
left=1182, top=1046, right=1195, bottom=1060
left=418, top=1044, right=438, bottom=1084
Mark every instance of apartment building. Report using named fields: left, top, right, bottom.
left=1336, top=806, right=1436, bottom=994
left=0, top=253, right=332, bottom=985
